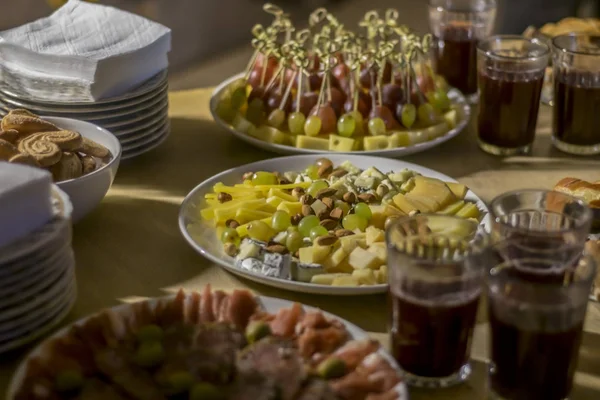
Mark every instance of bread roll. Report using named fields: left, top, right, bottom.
left=554, top=177, right=600, bottom=208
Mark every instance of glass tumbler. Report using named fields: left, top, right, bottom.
left=386, top=214, right=488, bottom=388
left=486, top=240, right=596, bottom=400
left=477, top=36, right=550, bottom=156
left=428, top=0, right=497, bottom=101
left=552, top=34, right=600, bottom=155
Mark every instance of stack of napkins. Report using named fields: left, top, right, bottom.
left=0, top=0, right=171, bottom=102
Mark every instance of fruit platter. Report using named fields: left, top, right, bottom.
left=179, top=155, right=489, bottom=295
left=9, top=287, right=410, bottom=399
left=211, top=5, right=470, bottom=156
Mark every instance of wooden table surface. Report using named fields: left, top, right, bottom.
left=1, top=88, right=600, bottom=399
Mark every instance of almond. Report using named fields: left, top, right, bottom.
left=317, top=163, right=333, bottom=178
left=343, top=192, right=356, bottom=204
left=329, top=207, right=344, bottom=220
left=316, top=187, right=337, bottom=199
left=265, top=244, right=288, bottom=254
left=302, top=204, right=315, bottom=217
left=315, top=235, right=339, bottom=246
left=218, top=192, right=233, bottom=203
left=330, top=168, right=348, bottom=178
left=320, top=219, right=338, bottom=231
left=321, top=197, right=334, bottom=209
left=335, top=229, right=355, bottom=237
left=358, top=193, right=377, bottom=204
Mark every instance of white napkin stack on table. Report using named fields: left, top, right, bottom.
left=0, top=0, right=171, bottom=102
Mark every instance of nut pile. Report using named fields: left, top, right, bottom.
left=0, top=109, right=111, bottom=182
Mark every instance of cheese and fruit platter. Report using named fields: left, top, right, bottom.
left=179, top=155, right=488, bottom=295
left=210, top=5, right=470, bottom=156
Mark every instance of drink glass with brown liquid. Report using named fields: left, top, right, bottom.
left=428, top=0, right=496, bottom=102
left=486, top=241, right=596, bottom=400
left=477, top=36, right=550, bottom=155
left=386, top=214, right=489, bottom=388
left=552, top=34, right=600, bottom=155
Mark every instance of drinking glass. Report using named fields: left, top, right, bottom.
left=386, top=214, right=489, bottom=387
left=428, top=0, right=496, bottom=101
left=552, top=34, right=600, bottom=155
left=489, top=189, right=592, bottom=257
left=486, top=240, right=596, bottom=400
left=477, top=36, right=550, bottom=155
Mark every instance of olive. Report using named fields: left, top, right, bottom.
left=54, top=369, right=84, bottom=393
left=245, top=320, right=271, bottom=344
left=136, top=324, right=164, bottom=342
left=162, top=371, right=194, bottom=395
left=317, top=358, right=347, bottom=379
left=189, top=382, right=224, bottom=400
left=134, top=340, right=165, bottom=368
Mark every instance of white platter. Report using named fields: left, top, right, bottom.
left=121, top=124, right=171, bottom=160
left=210, top=73, right=471, bottom=157
left=8, top=294, right=409, bottom=399
left=179, top=154, right=490, bottom=295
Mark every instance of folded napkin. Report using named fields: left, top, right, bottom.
left=0, top=0, right=171, bottom=102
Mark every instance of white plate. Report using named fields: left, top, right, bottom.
left=121, top=125, right=171, bottom=160
left=179, top=154, right=490, bottom=295
left=111, top=108, right=169, bottom=137
left=99, top=101, right=169, bottom=129
left=121, top=122, right=170, bottom=151
left=7, top=294, right=409, bottom=399
left=211, top=73, right=471, bottom=157
left=118, top=119, right=168, bottom=144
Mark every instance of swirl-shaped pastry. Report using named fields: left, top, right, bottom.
left=18, top=132, right=62, bottom=167
left=1, top=109, right=59, bottom=135
left=0, top=129, right=19, bottom=144
left=50, top=152, right=83, bottom=182
left=79, top=154, right=97, bottom=174
left=38, top=130, right=83, bottom=151
left=78, top=137, right=110, bottom=158
left=0, top=139, right=19, bottom=160
left=9, top=152, right=40, bottom=167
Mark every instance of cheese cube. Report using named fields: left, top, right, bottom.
left=331, top=275, right=361, bottom=286
left=352, top=269, right=377, bottom=285
left=347, top=247, right=384, bottom=270
left=322, top=248, right=348, bottom=270
left=365, top=226, right=385, bottom=245
left=367, top=242, right=387, bottom=263
left=298, top=245, right=332, bottom=264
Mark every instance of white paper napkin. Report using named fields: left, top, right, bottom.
left=0, top=0, right=171, bottom=102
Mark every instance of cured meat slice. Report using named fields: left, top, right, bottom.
left=199, top=285, right=215, bottom=323
left=269, top=302, right=303, bottom=338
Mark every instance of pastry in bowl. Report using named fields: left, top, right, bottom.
left=554, top=178, right=600, bottom=209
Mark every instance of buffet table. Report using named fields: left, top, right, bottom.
left=1, top=87, right=599, bottom=399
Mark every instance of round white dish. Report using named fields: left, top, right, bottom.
left=7, top=294, right=409, bottom=399
left=121, top=125, right=171, bottom=160
left=179, top=154, right=490, bottom=295
left=121, top=122, right=170, bottom=151
left=44, top=117, right=122, bottom=222
left=110, top=108, right=169, bottom=137
left=98, top=101, right=169, bottom=129
left=210, top=73, right=471, bottom=157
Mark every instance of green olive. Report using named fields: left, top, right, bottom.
left=134, top=340, right=165, bottom=368
left=317, top=358, right=347, bottom=379
left=189, top=382, right=224, bottom=400
left=54, top=369, right=84, bottom=393
left=162, top=370, right=194, bottom=395
left=136, top=324, right=164, bottom=342
left=245, top=321, right=271, bottom=344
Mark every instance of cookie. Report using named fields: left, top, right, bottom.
left=1, top=110, right=59, bottom=135
left=49, top=152, right=83, bottom=182
left=39, top=130, right=83, bottom=152
left=0, top=129, right=20, bottom=144
left=0, top=139, right=20, bottom=161
left=9, top=152, right=41, bottom=168
left=79, top=154, right=97, bottom=174
left=18, top=132, right=62, bottom=167
left=78, top=137, right=110, bottom=158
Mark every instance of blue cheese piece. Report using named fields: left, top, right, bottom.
left=0, top=163, right=54, bottom=249
left=237, top=258, right=263, bottom=274
left=262, top=252, right=291, bottom=279
left=290, top=261, right=326, bottom=283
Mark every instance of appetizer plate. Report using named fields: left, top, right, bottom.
left=8, top=294, right=409, bottom=399
left=179, top=154, right=490, bottom=295
left=210, top=74, right=471, bottom=157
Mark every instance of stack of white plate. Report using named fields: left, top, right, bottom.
left=0, top=70, right=170, bottom=160
left=0, top=187, right=76, bottom=354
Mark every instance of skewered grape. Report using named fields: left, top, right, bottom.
left=337, top=113, right=357, bottom=137
left=368, top=117, right=386, bottom=136
left=396, top=103, right=416, bottom=129
left=267, top=109, right=286, bottom=128
left=288, top=112, right=306, bottom=135
left=304, top=116, right=322, bottom=137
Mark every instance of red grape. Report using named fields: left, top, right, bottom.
left=333, top=63, right=350, bottom=83
left=308, top=73, right=323, bottom=92
left=343, top=92, right=371, bottom=119
left=309, top=103, right=337, bottom=134
left=329, top=87, right=347, bottom=118
left=292, top=92, right=319, bottom=117
left=247, top=87, right=266, bottom=104
left=382, top=83, right=405, bottom=111
left=417, top=73, right=435, bottom=94
left=370, top=105, right=401, bottom=131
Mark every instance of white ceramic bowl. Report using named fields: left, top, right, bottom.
left=43, top=117, right=121, bottom=222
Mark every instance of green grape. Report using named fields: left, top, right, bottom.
left=304, top=115, right=322, bottom=137
left=246, top=98, right=265, bottom=126
left=354, top=202, right=372, bottom=220
left=307, top=180, right=329, bottom=197
left=348, top=111, right=365, bottom=135
left=288, top=112, right=306, bottom=135
left=134, top=341, right=165, bottom=368
left=163, top=371, right=194, bottom=395
left=136, top=324, right=164, bottom=342
left=298, top=215, right=320, bottom=237
left=434, top=75, right=449, bottom=92
left=54, top=369, right=84, bottom=393
left=310, top=225, right=329, bottom=240
left=230, top=86, right=247, bottom=110
left=190, top=382, right=224, bottom=400
left=304, top=165, right=319, bottom=180
left=368, top=117, right=386, bottom=136
left=337, top=113, right=356, bottom=137
left=221, top=227, right=240, bottom=245
left=247, top=220, right=273, bottom=242
left=267, top=109, right=286, bottom=128
left=271, top=210, right=291, bottom=231
left=285, top=230, right=304, bottom=253
left=427, top=90, right=451, bottom=113
left=342, top=214, right=368, bottom=232
left=400, top=104, right=417, bottom=128
left=418, top=103, right=438, bottom=126
left=216, top=98, right=236, bottom=123
left=251, top=171, right=278, bottom=186
left=334, top=200, right=350, bottom=216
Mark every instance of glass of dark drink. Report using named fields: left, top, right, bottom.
left=490, top=189, right=592, bottom=255
left=486, top=240, right=596, bottom=400
left=476, top=36, right=550, bottom=155
left=428, top=0, right=496, bottom=102
left=552, top=34, right=600, bottom=155
left=386, top=214, right=489, bottom=387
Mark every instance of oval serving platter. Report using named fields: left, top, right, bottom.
left=210, top=73, right=471, bottom=157
left=179, top=154, right=490, bottom=295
